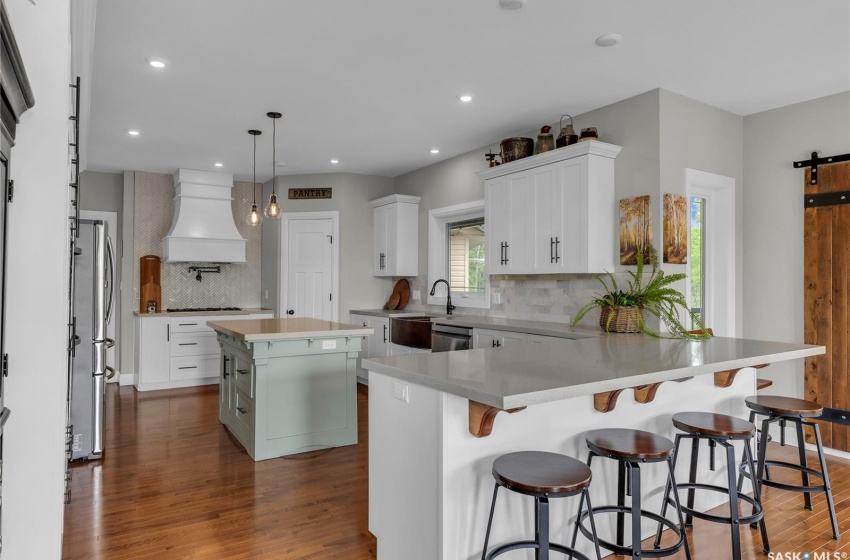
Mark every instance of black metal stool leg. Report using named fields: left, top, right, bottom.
left=722, top=441, right=742, bottom=560
left=793, top=418, right=813, bottom=510
left=583, top=490, right=603, bottom=560
left=737, top=411, right=758, bottom=493
left=629, top=462, right=642, bottom=560
left=536, top=496, right=549, bottom=560
left=686, top=435, right=699, bottom=527
left=812, top=421, right=840, bottom=540
left=616, top=459, right=626, bottom=547
left=744, top=438, right=770, bottom=553
left=481, top=483, right=500, bottom=560
left=666, top=458, right=692, bottom=560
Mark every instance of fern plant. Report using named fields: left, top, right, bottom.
left=570, top=246, right=711, bottom=339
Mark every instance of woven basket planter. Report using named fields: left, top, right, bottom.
left=599, top=305, right=643, bottom=333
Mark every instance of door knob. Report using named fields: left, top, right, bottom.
left=286, top=309, right=295, bottom=315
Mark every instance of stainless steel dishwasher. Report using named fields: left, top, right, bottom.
left=431, top=324, right=472, bottom=352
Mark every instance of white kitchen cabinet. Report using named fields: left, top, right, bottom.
left=370, top=194, right=420, bottom=277
left=480, top=141, right=621, bottom=275
left=349, top=313, right=390, bottom=380
left=135, top=312, right=272, bottom=391
left=472, top=328, right=528, bottom=349
left=388, top=343, right=431, bottom=356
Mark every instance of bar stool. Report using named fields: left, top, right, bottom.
left=659, top=412, right=769, bottom=560
left=739, top=395, right=840, bottom=540
left=480, top=451, right=603, bottom=560
left=576, top=429, right=690, bottom=559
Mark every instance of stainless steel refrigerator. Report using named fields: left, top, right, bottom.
left=69, top=219, right=115, bottom=460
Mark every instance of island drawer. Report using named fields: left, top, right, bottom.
left=233, top=388, right=254, bottom=432
left=170, top=332, right=219, bottom=356
left=170, top=355, right=219, bottom=380
left=231, top=353, right=254, bottom=398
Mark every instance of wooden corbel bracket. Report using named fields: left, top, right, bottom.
left=633, top=382, right=663, bottom=404
left=714, top=364, right=770, bottom=388
left=468, top=400, right=526, bottom=438
left=593, top=381, right=665, bottom=413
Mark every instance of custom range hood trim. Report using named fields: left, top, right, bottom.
left=162, top=169, right=247, bottom=263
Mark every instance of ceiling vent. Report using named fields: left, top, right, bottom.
left=162, top=169, right=247, bottom=263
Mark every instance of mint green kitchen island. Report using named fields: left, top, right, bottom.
left=207, top=318, right=373, bottom=461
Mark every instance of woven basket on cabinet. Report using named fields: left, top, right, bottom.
left=599, top=305, right=643, bottom=333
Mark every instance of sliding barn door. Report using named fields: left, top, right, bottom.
left=804, top=162, right=850, bottom=450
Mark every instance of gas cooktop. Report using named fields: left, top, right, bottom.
left=165, top=307, right=243, bottom=313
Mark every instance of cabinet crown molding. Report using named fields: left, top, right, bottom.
left=369, top=194, right=421, bottom=208
left=477, top=141, right=622, bottom=181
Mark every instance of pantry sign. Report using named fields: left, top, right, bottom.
left=288, top=188, right=332, bottom=200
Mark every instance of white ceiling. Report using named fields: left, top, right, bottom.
left=87, top=0, right=850, bottom=180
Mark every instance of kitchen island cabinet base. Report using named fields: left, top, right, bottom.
left=368, top=370, right=756, bottom=560
left=217, top=332, right=360, bottom=461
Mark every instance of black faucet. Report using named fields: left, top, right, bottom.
left=430, top=279, right=456, bottom=315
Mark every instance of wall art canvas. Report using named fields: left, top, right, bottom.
left=663, top=193, right=688, bottom=264
left=619, top=195, right=653, bottom=265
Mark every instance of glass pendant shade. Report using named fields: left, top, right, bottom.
left=246, top=202, right=262, bottom=226
left=264, top=192, right=281, bottom=218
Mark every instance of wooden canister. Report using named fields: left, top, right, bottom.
left=139, top=255, right=162, bottom=313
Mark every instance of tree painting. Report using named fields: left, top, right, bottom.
left=663, top=193, right=688, bottom=264
left=620, top=195, right=652, bottom=265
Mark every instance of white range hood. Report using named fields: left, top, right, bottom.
left=162, top=169, right=247, bottom=263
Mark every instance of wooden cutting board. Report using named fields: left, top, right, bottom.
left=139, top=255, right=162, bottom=313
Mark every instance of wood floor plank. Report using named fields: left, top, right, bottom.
left=64, top=384, right=850, bottom=559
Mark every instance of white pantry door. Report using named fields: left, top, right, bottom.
left=284, top=217, right=334, bottom=320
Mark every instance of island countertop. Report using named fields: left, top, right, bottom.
left=362, top=335, right=824, bottom=409
left=207, top=318, right=373, bottom=341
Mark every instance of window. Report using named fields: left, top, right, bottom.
left=447, top=218, right=485, bottom=294
left=689, top=196, right=705, bottom=328
left=427, top=201, right=489, bottom=309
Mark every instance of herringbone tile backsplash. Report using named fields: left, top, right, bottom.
left=133, top=171, right=262, bottom=311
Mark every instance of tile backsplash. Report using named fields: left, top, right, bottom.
left=134, top=171, right=262, bottom=310
left=400, top=273, right=630, bottom=327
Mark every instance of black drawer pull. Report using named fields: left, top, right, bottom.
left=178, top=342, right=198, bottom=346
left=237, top=369, right=248, bottom=374
left=237, top=407, right=248, bottom=414
left=178, top=366, right=197, bottom=370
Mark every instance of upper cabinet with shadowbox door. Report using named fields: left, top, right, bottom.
left=0, top=0, right=35, bottom=552
left=481, top=142, right=621, bottom=275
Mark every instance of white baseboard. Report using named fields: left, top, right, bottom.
left=118, top=372, right=133, bottom=386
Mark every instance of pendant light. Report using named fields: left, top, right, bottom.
left=246, top=129, right=263, bottom=226
left=264, top=111, right=282, bottom=219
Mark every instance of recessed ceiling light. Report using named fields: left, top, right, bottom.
left=499, top=0, right=527, bottom=9
left=146, top=57, right=167, bottom=68
left=330, top=159, right=339, bottom=164
left=459, top=94, right=473, bottom=103
left=127, top=130, right=140, bottom=136
left=214, top=162, right=223, bottom=167
left=595, top=34, right=622, bottom=47
left=430, top=149, right=440, bottom=154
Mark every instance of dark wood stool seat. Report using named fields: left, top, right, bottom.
left=662, top=411, right=768, bottom=560
left=745, top=395, right=823, bottom=418
left=481, top=451, right=602, bottom=560
left=493, top=451, right=592, bottom=496
left=672, top=411, right=755, bottom=439
left=739, top=395, right=840, bottom=540
left=585, top=428, right=674, bottom=461
left=579, top=429, right=690, bottom=560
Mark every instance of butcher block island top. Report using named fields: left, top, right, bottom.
left=363, top=335, right=824, bottom=410
left=206, top=317, right=373, bottom=341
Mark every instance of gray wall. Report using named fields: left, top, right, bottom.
left=261, top=172, right=395, bottom=320
left=742, top=91, right=850, bottom=400
left=80, top=170, right=123, bottom=213
left=659, top=90, right=745, bottom=334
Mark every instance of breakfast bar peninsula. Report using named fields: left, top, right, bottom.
left=364, top=334, right=824, bottom=560
left=208, top=318, right=372, bottom=461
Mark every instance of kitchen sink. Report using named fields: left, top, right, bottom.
left=390, top=316, right=434, bottom=349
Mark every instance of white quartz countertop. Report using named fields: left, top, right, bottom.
left=431, top=315, right=599, bottom=339
left=362, top=335, right=825, bottom=409
left=207, top=318, right=373, bottom=341
left=349, top=309, right=445, bottom=318
left=134, top=308, right=273, bottom=318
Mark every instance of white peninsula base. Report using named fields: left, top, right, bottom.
left=368, top=370, right=756, bottom=560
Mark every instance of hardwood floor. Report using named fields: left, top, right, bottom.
left=64, top=383, right=850, bottom=559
